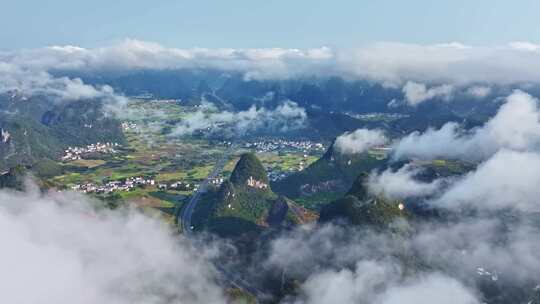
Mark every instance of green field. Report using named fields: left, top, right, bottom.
left=294, top=191, right=344, bottom=211
left=258, top=152, right=319, bottom=172
left=45, top=100, right=325, bottom=226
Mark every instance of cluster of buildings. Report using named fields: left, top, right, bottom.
left=267, top=165, right=308, bottom=181
left=246, top=176, right=268, bottom=190
left=267, top=153, right=311, bottom=182
left=346, top=112, right=410, bottom=121
left=70, top=175, right=208, bottom=195
left=476, top=267, right=499, bottom=282
left=157, top=180, right=198, bottom=191
left=367, top=146, right=392, bottom=160
left=243, top=139, right=325, bottom=154
left=7, top=89, right=29, bottom=101
left=1, top=128, right=11, bottom=144
left=61, top=142, right=120, bottom=161
left=71, top=176, right=155, bottom=194
left=209, top=177, right=225, bottom=186
left=268, top=171, right=289, bottom=182
left=121, top=122, right=138, bottom=131
left=157, top=178, right=221, bottom=192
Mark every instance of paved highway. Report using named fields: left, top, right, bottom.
left=179, top=144, right=234, bottom=234
left=176, top=143, right=270, bottom=302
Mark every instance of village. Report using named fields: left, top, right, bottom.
left=121, top=121, right=138, bottom=131
left=267, top=169, right=294, bottom=182
left=61, top=142, right=120, bottom=161
left=242, top=139, right=325, bottom=154
left=69, top=175, right=225, bottom=195
left=1, top=128, right=11, bottom=144
left=71, top=176, right=156, bottom=194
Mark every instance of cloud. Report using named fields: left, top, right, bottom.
left=509, top=42, right=540, bottom=52
left=297, top=261, right=398, bottom=304
left=434, top=150, right=540, bottom=212
left=265, top=214, right=540, bottom=303
left=4, top=40, right=540, bottom=114
left=4, top=40, right=540, bottom=86
left=379, top=274, right=479, bottom=304
left=334, top=129, right=387, bottom=154
left=393, top=90, right=540, bottom=161
left=264, top=220, right=536, bottom=303
left=0, top=187, right=226, bottom=304
left=339, top=42, right=540, bottom=86
left=367, top=164, right=444, bottom=200
left=170, top=100, right=307, bottom=137
left=1, top=40, right=334, bottom=81
left=0, top=58, right=129, bottom=121
left=402, top=81, right=453, bottom=105
left=466, top=86, right=491, bottom=99
left=0, top=62, right=124, bottom=103
left=297, top=263, right=479, bottom=304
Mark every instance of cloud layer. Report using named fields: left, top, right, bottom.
left=334, top=129, right=387, bottom=154
left=434, top=150, right=540, bottom=211
left=393, top=90, right=540, bottom=161
left=170, top=101, right=307, bottom=137
left=367, top=164, right=444, bottom=200
left=0, top=187, right=226, bottom=304
left=266, top=217, right=540, bottom=304
left=0, top=61, right=126, bottom=104
left=402, top=81, right=453, bottom=105
left=4, top=40, right=540, bottom=94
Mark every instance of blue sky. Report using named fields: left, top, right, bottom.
left=1, top=0, right=539, bottom=49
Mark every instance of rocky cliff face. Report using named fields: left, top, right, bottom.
left=265, top=196, right=318, bottom=227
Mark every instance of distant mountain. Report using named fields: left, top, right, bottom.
left=0, top=94, right=125, bottom=171
left=61, top=69, right=505, bottom=127
left=319, top=173, right=410, bottom=229
left=272, top=142, right=386, bottom=200
left=304, top=109, right=384, bottom=140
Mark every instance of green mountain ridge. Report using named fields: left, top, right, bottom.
left=272, top=141, right=386, bottom=201
left=0, top=95, right=125, bottom=171
left=319, top=172, right=410, bottom=229
left=194, top=153, right=314, bottom=236
left=230, top=153, right=269, bottom=187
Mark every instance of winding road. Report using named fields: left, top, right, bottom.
left=179, top=144, right=234, bottom=234
left=176, top=143, right=270, bottom=302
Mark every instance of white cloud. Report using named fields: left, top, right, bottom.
left=466, top=86, right=491, bottom=99
left=379, top=274, right=479, bottom=304
left=509, top=41, right=540, bottom=52
left=434, top=150, right=540, bottom=212
left=0, top=62, right=122, bottom=102
left=0, top=187, right=226, bottom=304
left=402, top=81, right=453, bottom=105
left=296, top=261, right=479, bottom=304
left=1, top=39, right=334, bottom=81
left=170, top=100, right=307, bottom=137
left=334, top=129, right=387, bottom=154
left=266, top=223, right=505, bottom=304
left=393, top=90, right=540, bottom=161
left=5, top=40, right=540, bottom=85
left=265, top=217, right=540, bottom=303
left=298, top=261, right=395, bottom=304
left=367, top=164, right=444, bottom=200
left=339, top=42, right=540, bottom=86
